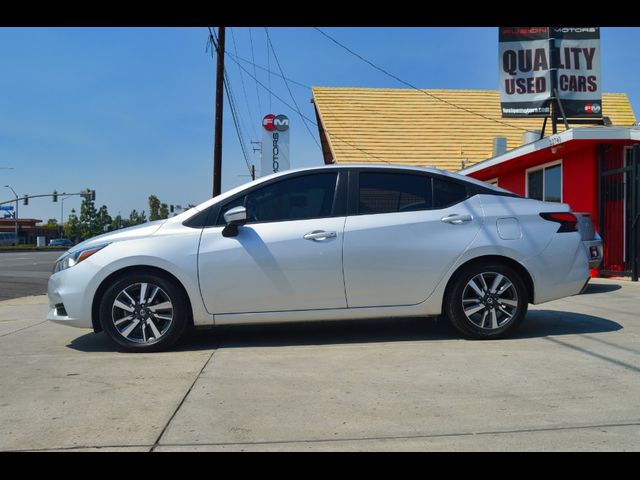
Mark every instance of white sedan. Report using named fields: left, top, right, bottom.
left=48, top=165, right=590, bottom=352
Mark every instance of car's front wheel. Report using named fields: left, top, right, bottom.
left=444, top=262, right=528, bottom=339
left=99, top=272, right=189, bottom=352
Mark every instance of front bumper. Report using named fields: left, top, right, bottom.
left=46, top=260, right=103, bottom=329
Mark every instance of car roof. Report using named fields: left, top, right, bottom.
left=173, top=163, right=513, bottom=222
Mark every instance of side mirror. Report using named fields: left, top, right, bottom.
left=222, top=206, right=247, bottom=237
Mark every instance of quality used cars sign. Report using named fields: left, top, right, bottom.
left=499, top=27, right=601, bottom=118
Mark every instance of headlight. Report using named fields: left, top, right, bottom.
left=53, top=243, right=110, bottom=273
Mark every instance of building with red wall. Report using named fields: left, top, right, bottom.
left=460, top=127, right=640, bottom=278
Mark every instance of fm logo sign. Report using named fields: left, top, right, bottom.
left=263, top=114, right=289, bottom=132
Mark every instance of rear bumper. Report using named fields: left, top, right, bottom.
left=522, top=232, right=591, bottom=304
left=583, top=239, right=603, bottom=269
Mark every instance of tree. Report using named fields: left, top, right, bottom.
left=46, top=218, right=58, bottom=228
left=111, top=214, right=125, bottom=230
left=64, top=209, right=81, bottom=242
left=96, top=205, right=112, bottom=233
left=79, top=193, right=99, bottom=240
left=128, top=209, right=147, bottom=226
left=159, top=203, right=169, bottom=220
left=148, top=195, right=161, bottom=221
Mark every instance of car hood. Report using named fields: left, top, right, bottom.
left=66, top=220, right=166, bottom=255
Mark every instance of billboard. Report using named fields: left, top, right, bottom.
left=552, top=27, right=601, bottom=118
left=261, top=114, right=290, bottom=177
left=499, top=27, right=601, bottom=118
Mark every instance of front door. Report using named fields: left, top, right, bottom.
left=198, top=171, right=347, bottom=314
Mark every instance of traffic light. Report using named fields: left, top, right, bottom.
left=23, top=195, right=28, bottom=205
left=52, top=190, right=58, bottom=202
left=170, top=205, right=174, bottom=213
left=91, top=190, right=96, bottom=201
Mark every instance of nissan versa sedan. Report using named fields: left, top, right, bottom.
left=48, top=165, right=590, bottom=352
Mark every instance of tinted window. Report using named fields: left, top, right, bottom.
left=433, top=178, right=468, bottom=208
left=358, top=173, right=432, bottom=214
left=527, top=164, right=561, bottom=203
left=528, top=169, right=543, bottom=201
left=217, top=195, right=246, bottom=225
left=544, top=164, right=561, bottom=202
left=241, top=173, right=337, bottom=223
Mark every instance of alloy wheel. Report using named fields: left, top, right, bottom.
left=111, top=282, right=174, bottom=344
left=461, top=272, right=519, bottom=330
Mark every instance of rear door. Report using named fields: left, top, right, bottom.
left=342, top=170, right=483, bottom=308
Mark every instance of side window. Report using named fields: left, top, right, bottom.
left=433, top=177, right=468, bottom=208
left=358, top=172, right=432, bottom=214
left=216, top=195, right=246, bottom=225
left=241, top=172, right=338, bottom=223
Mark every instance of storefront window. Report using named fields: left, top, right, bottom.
left=527, top=162, right=562, bottom=203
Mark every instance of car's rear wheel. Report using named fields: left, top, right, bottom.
left=445, top=262, right=528, bottom=339
left=99, top=272, right=189, bottom=352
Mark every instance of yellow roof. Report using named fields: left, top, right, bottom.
left=312, top=87, right=637, bottom=171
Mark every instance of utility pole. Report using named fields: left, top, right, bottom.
left=213, top=26, right=226, bottom=197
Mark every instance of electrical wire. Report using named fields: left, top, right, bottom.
left=226, top=50, right=309, bottom=89
left=224, top=52, right=393, bottom=164
left=265, top=27, right=322, bottom=150
left=208, top=27, right=253, bottom=175
left=266, top=29, right=272, bottom=112
left=230, top=27, right=259, bottom=140
left=248, top=27, right=263, bottom=117
left=313, top=27, right=530, bottom=132
left=224, top=67, right=253, bottom=175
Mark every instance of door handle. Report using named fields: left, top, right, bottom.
left=441, top=213, right=473, bottom=224
left=303, top=230, right=337, bottom=241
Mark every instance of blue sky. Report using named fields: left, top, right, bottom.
left=1, top=27, right=638, bottom=223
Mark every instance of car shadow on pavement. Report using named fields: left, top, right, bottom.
left=66, top=309, right=622, bottom=353
left=582, top=282, right=623, bottom=295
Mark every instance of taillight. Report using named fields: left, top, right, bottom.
left=540, top=212, right=578, bottom=233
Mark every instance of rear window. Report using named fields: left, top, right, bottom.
left=433, top=177, right=468, bottom=208
left=358, top=172, right=433, bottom=214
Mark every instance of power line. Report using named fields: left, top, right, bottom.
left=313, top=27, right=530, bottom=133
left=224, top=52, right=393, bottom=164
left=265, top=27, right=321, bottom=150
left=223, top=67, right=253, bottom=175
left=266, top=29, right=272, bottom=112
left=226, top=50, right=309, bottom=89
left=209, top=27, right=253, bottom=177
left=248, top=28, right=263, bottom=116
left=230, top=27, right=259, bottom=140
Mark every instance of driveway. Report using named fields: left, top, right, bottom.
left=0, top=278, right=638, bottom=451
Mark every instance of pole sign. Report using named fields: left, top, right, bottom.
left=261, top=114, right=290, bottom=177
left=0, top=205, right=14, bottom=211
left=552, top=27, right=601, bottom=117
left=499, top=27, right=601, bottom=118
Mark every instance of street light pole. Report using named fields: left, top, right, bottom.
left=60, top=195, right=73, bottom=238
left=3, top=185, right=19, bottom=243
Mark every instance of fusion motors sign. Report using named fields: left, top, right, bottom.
left=261, top=114, right=290, bottom=176
left=499, top=27, right=601, bottom=118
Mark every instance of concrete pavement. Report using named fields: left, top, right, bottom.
left=0, top=278, right=639, bottom=451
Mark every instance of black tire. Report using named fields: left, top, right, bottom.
left=444, top=262, right=529, bottom=339
left=99, top=272, right=189, bottom=352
